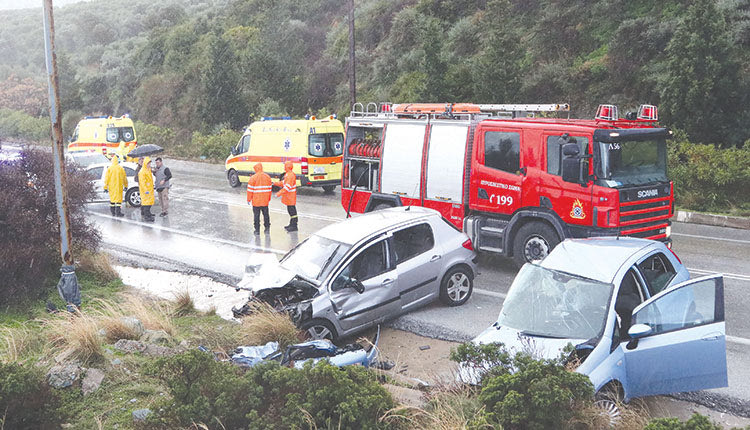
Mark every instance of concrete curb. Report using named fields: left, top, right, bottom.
left=675, top=210, right=750, bottom=230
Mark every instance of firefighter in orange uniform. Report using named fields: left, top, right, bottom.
left=274, top=160, right=298, bottom=232
left=246, top=162, right=272, bottom=234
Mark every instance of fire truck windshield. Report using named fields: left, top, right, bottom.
left=596, top=138, right=667, bottom=187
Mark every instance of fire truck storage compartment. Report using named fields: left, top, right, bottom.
left=424, top=122, right=470, bottom=204
left=345, top=125, right=383, bottom=191
left=380, top=123, right=426, bottom=199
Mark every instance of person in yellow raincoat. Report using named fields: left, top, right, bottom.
left=103, top=155, right=127, bottom=217
left=138, top=156, right=156, bottom=222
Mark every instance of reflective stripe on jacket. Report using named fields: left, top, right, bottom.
left=274, top=161, right=297, bottom=206
left=247, top=162, right=272, bottom=206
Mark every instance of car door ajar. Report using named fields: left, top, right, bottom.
left=327, top=239, right=399, bottom=333
left=623, top=275, right=727, bottom=399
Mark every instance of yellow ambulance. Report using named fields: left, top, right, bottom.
left=68, top=115, right=137, bottom=160
left=225, top=115, right=344, bottom=192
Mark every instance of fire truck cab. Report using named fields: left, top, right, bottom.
left=342, top=102, right=673, bottom=267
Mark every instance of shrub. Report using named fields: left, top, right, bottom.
left=0, top=362, right=61, bottom=429
left=0, top=108, right=50, bottom=142
left=172, top=289, right=195, bottom=316
left=644, top=413, right=725, bottom=430
left=42, top=310, right=104, bottom=364
left=133, top=120, right=178, bottom=149
left=190, top=128, right=241, bottom=161
left=147, top=350, right=395, bottom=430
left=121, top=294, right=175, bottom=336
left=668, top=135, right=750, bottom=214
left=0, top=148, right=100, bottom=306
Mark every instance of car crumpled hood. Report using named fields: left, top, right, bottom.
left=237, top=252, right=297, bottom=293
left=458, top=324, right=586, bottom=384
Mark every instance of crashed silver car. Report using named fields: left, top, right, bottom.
left=463, top=237, right=727, bottom=413
left=234, top=206, right=478, bottom=341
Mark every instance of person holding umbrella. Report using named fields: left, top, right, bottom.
left=138, top=156, right=156, bottom=222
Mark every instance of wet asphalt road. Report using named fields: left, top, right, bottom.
left=89, top=158, right=750, bottom=410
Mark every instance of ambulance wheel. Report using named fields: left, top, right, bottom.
left=300, top=319, right=337, bottom=342
left=512, top=221, right=559, bottom=268
left=322, top=185, right=336, bottom=194
left=125, top=188, right=141, bottom=208
left=228, top=170, right=241, bottom=188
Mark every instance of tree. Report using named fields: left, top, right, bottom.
left=197, top=34, right=246, bottom=130
left=660, top=2, right=742, bottom=146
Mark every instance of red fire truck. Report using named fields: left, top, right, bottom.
left=341, top=102, right=673, bottom=267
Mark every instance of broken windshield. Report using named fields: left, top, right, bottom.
left=596, top=138, right=667, bottom=186
left=497, top=264, right=613, bottom=340
left=280, top=235, right=351, bottom=283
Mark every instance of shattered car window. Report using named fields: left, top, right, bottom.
left=280, top=235, right=351, bottom=282
left=497, top=264, right=613, bottom=340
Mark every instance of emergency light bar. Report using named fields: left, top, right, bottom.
left=637, top=104, right=658, bottom=121
left=596, top=104, right=618, bottom=121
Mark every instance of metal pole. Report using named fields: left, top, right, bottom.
left=43, top=0, right=80, bottom=311
left=348, top=0, right=356, bottom=107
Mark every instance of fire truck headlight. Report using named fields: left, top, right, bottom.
left=665, top=225, right=672, bottom=238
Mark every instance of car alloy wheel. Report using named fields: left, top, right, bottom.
left=300, top=319, right=337, bottom=342
left=594, top=399, right=622, bottom=428
left=440, top=266, right=473, bottom=306
left=447, top=272, right=470, bottom=302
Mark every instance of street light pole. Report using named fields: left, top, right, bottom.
left=42, top=0, right=81, bottom=311
left=348, top=0, right=356, bottom=107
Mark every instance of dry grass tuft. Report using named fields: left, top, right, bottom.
left=0, top=324, right=45, bottom=363
left=76, top=249, right=119, bottom=282
left=90, top=299, right=140, bottom=343
left=42, top=310, right=104, bottom=364
left=237, top=301, right=302, bottom=348
left=172, top=289, right=196, bottom=316
left=121, top=294, right=175, bottom=336
left=382, top=385, right=491, bottom=430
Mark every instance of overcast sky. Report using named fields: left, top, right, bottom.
left=0, top=0, right=91, bottom=11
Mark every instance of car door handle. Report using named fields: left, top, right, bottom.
left=382, top=279, right=394, bottom=285
left=701, top=334, right=720, bottom=341
left=430, top=255, right=442, bottom=262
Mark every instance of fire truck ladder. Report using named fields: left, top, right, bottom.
left=351, top=102, right=570, bottom=120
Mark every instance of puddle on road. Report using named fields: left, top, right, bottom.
left=115, top=266, right=248, bottom=320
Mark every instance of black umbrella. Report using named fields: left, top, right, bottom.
left=127, top=144, right=164, bottom=158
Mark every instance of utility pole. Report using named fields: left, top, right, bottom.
left=348, top=0, right=356, bottom=107
left=42, top=0, right=81, bottom=311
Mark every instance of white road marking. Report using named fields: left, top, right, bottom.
left=688, top=268, right=750, bottom=282
left=673, top=232, right=750, bottom=245
left=90, top=212, right=287, bottom=255
left=474, top=288, right=506, bottom=299
left=727, top=335, right=750, bottom=347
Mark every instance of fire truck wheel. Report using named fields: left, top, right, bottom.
left=513, top=221, right=559, bottom=268
left=300, top=319, right=337, bottom=341
left=439, top=266, right=473, bottom=306
left=228, top=169, right=241, bottom=188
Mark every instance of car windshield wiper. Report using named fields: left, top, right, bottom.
left=519, top=330, right=567, bottom=339
left=316, top=245, right=340, bottom=280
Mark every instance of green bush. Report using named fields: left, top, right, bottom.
left=644, top=413, right=726, bottom=430
left=669, top=134, right=750, bottom=214
left=190, top=128, right=241, bottom=162
left=452, top=342, right=593, bottom=430
left=146, top=350, right=395, bottom=430
left=0, top=108, right=50, bottom=143
left=0, top=362, right=61, bottom=429
left=133, top=120, right=178, bottom=149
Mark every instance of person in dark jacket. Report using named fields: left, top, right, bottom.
left=154, top=157, right=172, bottom=216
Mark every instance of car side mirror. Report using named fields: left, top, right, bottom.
left=562, top=142, right=580, bottom=157
left=348, top=278, right=365, bottom=294
left=230, top=146, right=238, bottom=156
left=628, top=323, right=652, bottom=339
left=561, top=157, right=582, bottom=183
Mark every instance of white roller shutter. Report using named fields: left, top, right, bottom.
left=380, top=123, right=426, bottom=198
left=425, top=123, right=469, bottom=203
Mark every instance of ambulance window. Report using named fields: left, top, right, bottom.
left=309, top=134, right=326, bottom=157
left=239, top=135, right=250, bottom=153
left=329, top=133, right=344, bottom=156
left=106, top=128, right=119, bottom=143
left=121, top=127, right=134, bottom=141
left=547, top=135, right=589, bottom=176
left=71, top=127, right=79, bottom=142
left=484, top=131, right=520, bottom=174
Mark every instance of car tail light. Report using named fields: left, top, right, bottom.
left=462, top=239, right=473, bottom=251
left=301, top=158, right=308, bottom=175
left=667, top=246, right=682, bottom=264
